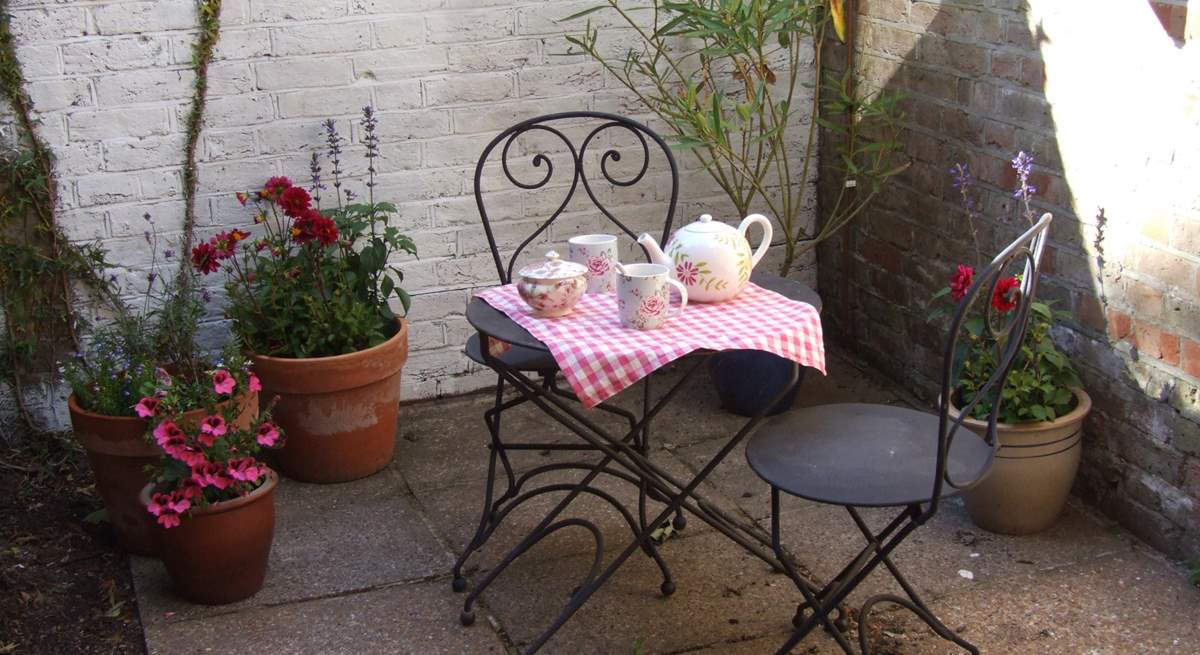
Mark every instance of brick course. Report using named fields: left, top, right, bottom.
left=819, top=0, right=1200, bottom=560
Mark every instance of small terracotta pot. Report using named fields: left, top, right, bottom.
left=141, top=470, right=277, bottom=605
left=68, top=392, right=259, bottom=556
left=251, top=318, right=408, bottom=483
left=952, top=388, right=1090, bottom=535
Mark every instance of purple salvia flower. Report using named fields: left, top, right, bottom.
left=201, top=287, right=212, bottom=303
left=143, top=230, right=152, bottom=243
left=308, top=151, right=324, bottom=205
left=163, top=249, right=175, bottom=260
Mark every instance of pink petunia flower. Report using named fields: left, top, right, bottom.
left=248, top=373, right=262, bottom=393
left=134, top=396, right=160, bottom=418
left=212, top=369, right=236, bottom=395
left=147, top=491, right=190, bottom=529
left=191, top=461, right=231, bottom=490
left=255, top=422, right=280, bottom=447
left=227, top=457, right=264, bottom=483
left=199, top=415, right=227, bottom=441
left=152, top=421, right=183, bottom=448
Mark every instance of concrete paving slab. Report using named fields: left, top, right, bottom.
left=761, top=496, right=1138, bottom=607
left=474, top=529, right=837, bottom=655
left=134, top=468, right=452, bottom=628
left=144, top=579, right=509, bottom=654
left=869, top=547, right=1200, bottom=654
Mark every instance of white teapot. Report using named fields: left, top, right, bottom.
left=638, top=214, right=772, bottom=303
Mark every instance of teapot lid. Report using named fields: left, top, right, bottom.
left=681, top=214, right=736, bottom=234
left=517, top=250, right=587, bottom=281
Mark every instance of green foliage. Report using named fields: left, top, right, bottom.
left=564, top=0, right=907, bottom=274
left=1188, top=554, right=1199, bottom=587
left=61, top=221, right=209, bottom=416
left=956, top=300, right=1082, bottom=424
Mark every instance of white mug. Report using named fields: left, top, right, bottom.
left=614, top=263, right=687, bottom=330
left=568, top=234, right=618, bottom=294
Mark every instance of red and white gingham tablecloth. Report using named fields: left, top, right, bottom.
left=475, top=282, right=825, bottom=408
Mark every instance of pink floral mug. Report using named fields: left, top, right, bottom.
left=614, top=263, right=688, bottom=330
left=568, top=234, right=618, bottom=294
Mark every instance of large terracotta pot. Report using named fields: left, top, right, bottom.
left=141, top=470, right=277, bottom=605
left=68, top=392, right=259, bottom=556
left=252, top=318, right=408, bottom=483
left=953, top=388, right=1091, bottom=535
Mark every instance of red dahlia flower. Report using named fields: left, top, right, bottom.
left=991, top=276, right=1021, bottom=313
left=191, top=242, right=220, bottom=274
left=262, top=176, right=292, bottom=200
left=278, top=186, right=312, bottom=217
left=949, top=264, right=974, bottom=301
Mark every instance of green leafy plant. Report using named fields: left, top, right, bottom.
left=194, top=108, right=416, bottom=358
left=931, top=152, right=1081, bottom=424
left=564, top=0, right=907, bottom=274
left=1188, top=554, right=1199, bottom=587
left=61, top=217, right=211, bottom=417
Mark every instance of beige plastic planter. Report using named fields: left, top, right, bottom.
left=951, top=388, right=1090, bottom=535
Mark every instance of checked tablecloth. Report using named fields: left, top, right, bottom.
left=475, top=282, right=825, bottom=408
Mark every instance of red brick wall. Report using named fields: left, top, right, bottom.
left=817, top=0, right=1199, bottom=559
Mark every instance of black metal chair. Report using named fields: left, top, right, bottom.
left=452, top=112, right=682, bottom=594
left=746, top=213, right=1053, bottom=654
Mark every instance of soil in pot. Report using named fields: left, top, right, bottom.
left=252, top=318, right=408, bottom=483
left=142, top=470, right=277, bottom=605
left=68, top=392, right=258, bottom=556
left=953, top=388, right=1090, bottom=535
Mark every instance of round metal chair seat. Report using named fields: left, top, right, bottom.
left=745, top=403, right=992, bottom=507
left=465, top=333, right=558, bottom=372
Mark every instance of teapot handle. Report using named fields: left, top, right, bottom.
left=738, top=214, right=773, bottom=269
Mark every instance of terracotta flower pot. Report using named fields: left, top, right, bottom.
left=251, top=318, right=408, bottom=483
left=68, top=392, right=259, bottom=556
left=952, top=388, right=1090, bottom=535
left=141, top=470, right=277, bottom=605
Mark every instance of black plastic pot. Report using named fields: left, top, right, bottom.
left=709, top=351, right=810, bottom=416
left=710, top=273, right=822, bottom=417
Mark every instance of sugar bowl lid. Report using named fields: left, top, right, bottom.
left=517, top=250, right=587, bottom=281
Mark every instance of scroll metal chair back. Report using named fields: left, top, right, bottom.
left=927, top=211, right=1053, bottom=519
left=472, top=111, right=680, bottom=285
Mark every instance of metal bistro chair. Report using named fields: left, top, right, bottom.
left=746, top=213, right=1053, bottom=654
left=451, top=112, right=684, bottom=594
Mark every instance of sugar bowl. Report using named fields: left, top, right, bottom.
left=516, top=250, right=588, bottom=317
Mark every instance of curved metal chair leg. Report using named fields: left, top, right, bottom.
left=461, top=518, right=605, bottom=627
left=452, top=376, right=516, bottom=592
left=858, top=594, right=978, bottom=655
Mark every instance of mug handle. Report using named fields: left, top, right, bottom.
left=665, top=278, right=688, bottom=318
left=613, top=262, right=627, bottom=276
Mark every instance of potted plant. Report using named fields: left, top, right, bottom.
left=566, top=0, right=907, bottom=415
left=932, top=152, right=1088, bottom=535
left=63, top=220, right=254, bottom=555
left=138, top=356, right=280, bottom=604
left=194, top=107, right=416, bottom=483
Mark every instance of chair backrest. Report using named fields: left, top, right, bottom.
left=929, top=212, right=1053, bottom=511
left=473, top=112, right=679, bottom=284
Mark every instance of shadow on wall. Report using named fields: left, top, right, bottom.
left=816, top=0, right=1199, bottom=560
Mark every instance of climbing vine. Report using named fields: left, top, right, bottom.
left=0, top=4, right=115, bottom=429
left=180, top=0, right=222, bottom=264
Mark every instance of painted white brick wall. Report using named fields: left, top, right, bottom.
left=1, top=0, right=816, bottom=430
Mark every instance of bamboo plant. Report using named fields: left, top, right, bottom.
left=564, top=0, right=907, bottom=274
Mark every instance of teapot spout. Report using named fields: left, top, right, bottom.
left=637, top=233, right=670, bottom=267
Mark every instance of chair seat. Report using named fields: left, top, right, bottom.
left=465, top=333, right=559, bottom=372
left=745, top=403, right=992, bottom=507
